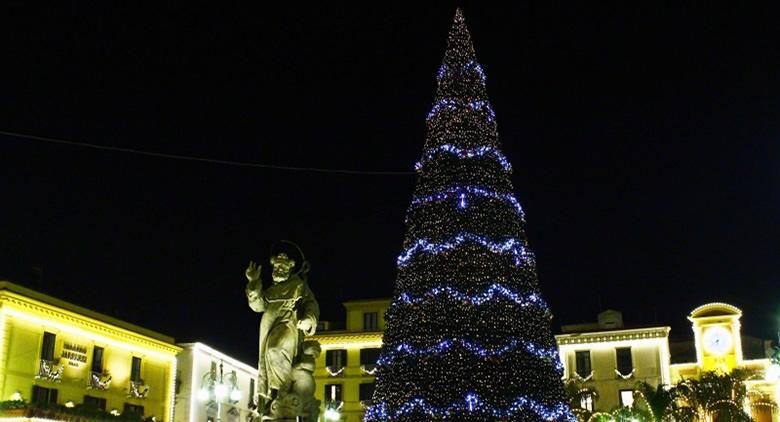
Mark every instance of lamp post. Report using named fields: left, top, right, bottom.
left=198, top=361, right=242, bottom=422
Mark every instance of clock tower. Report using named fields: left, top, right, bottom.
left=689, top=302, right=743, bottom=373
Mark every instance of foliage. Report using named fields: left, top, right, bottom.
left=674, top=370, right=753, bottom=421
left=0, top=400, right=155, bottom=422
left=633, top=381, right=675, bottom=421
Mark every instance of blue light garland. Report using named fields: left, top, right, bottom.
left=436, top=60, right=487, bottom=83
left=395, top=283, right=547, bottom=310
left=427, top=98, right=496, bottom=122
left=409, top=185, right=523, bottom=218
left=378, top=337, right=562, bottom=369
left=397, top=234, right=533, bottom=268
left=365, top=393, right=576, bottom=421
left=414, top=144, right=512, bottom=172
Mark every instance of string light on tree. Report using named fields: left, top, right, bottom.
left=368, top=8, right=574, bottom=421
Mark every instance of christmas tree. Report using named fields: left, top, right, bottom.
left=366, top=9, right=575, bottom=421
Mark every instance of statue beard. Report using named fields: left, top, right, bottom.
left=271, top=268, right=291, bottom=283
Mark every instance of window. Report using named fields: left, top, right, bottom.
left=363, top=312, right=378, bottom=331
left=31, top=386, right=57, bottom=404
left=360, top=348, right=381, bottom=366
left=359, top=383, right=375, bottom=401
left=616, top=347, right=632, bottom=376
left=580, top=393, right=594, bottom=412
left=324, top=384, right=342, bottom=403
left=620, top=390, right=635, bottom=408
left=325, top=350, right=347, bottom=369
left=130, top=357, right=142, bottom=381
left=91, top=346, right=104, bottom=373
left=84, top=395, right=106, bottom=410
left=41, top=332, right=56, bottom=361
left=575, top=351, right=591, bottom=378
left=248, top=378, right=256, bottom=409
left=124, top=403, right=144, bottom=416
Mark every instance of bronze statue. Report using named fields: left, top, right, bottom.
left=246, top=249, right=320, bottom=421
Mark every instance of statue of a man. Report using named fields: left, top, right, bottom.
left=246, top=252, right=319, bottom=418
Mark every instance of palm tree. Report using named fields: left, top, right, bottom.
left=674, top=370, right=753, bottom=422
left=633, top=381, right=675, bottom=422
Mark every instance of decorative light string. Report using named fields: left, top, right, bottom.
left=394, top=283, right=547, bottom=310
left=427, top=98, right=496, bottom=122
left=378, top=337, right=562, bottom=369
left=409, top=185, right=523, bottom=217
left=365, top=393, right=576, bottom=421
left=415, top=144, right=512, bottom=172
left=397, top=234, right=533, bottom=268
left=436, top=60, right=487, bottom=83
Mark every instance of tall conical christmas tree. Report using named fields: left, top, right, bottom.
left=367, top=9, right=575, bottom=421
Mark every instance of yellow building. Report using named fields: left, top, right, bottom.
left=311, top=299, right=388, bottom=422
left=0, top=281, right=181, bottom=422
left=556, top=310, right=672, bottom=412
left=670, top=302, right=778, bottom=422
left=557, top=303, right=780, bottom=421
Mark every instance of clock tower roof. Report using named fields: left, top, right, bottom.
left=690, top=302, right=742, bottom=319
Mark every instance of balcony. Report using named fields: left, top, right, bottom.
left=360, top=364, right=377, bottom=375
left=129, top=379, right=149, bottom=399
left=88, top=371, right=112, bottom=390
left=325, top=365, right=344, bottom=377
left=35, top=359, right=64, bottom=382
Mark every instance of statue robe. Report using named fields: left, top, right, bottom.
left=247, top=275, right=319, bottom=400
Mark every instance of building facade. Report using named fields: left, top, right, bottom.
left=555, top=310, right=672, bottom=413
left=0, top=281, right=181, bottom=422
left=557, top=303, right=779, bottom=422
left=174, top=343, right=257, bottom=422
left=311, top=299, right=388, bottom=422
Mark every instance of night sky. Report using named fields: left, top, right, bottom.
left=2, top=2, right=780, bottom=365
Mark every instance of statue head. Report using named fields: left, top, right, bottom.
left=270, top=252, right=296, bottom=283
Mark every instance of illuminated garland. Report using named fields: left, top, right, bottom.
left=437, top=60, right=487, bottom=83
left=378, top=337, right=562, bottom=369
left=427, top=98, right=496, bottom=122
left=414, top=145, right=512, bottom=172
left=409, top=185, right=523, bottom=217
left=397, top=234, right=533, bottom=267
left=395, top=283, right=546, bottom=309
left=365, top=393, right=576, bottom=421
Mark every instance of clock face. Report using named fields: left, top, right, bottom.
left=703, top=326, right=733, bottom=356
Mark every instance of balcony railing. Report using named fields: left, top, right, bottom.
left=88, top=371, right=112, bottom=390
left=35, top=359, right=64, bottom=382
left=128, top=379, right=149, bottom=399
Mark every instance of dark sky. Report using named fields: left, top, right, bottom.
left=2, top=2, right=780, bottom=364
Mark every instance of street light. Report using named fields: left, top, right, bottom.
left=198, top=361, right=242, bottom=422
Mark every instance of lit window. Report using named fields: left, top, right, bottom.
left=580, top=393, right=594, bottom=411
left=324, top=384, right=342, bottom=404
left=620, top=390, right=634, bottom=408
